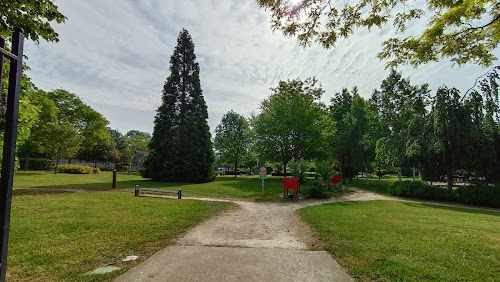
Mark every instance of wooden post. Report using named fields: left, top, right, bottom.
left=112, top=169, right=117, bottom=188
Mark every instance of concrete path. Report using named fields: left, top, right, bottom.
left=115, top=187, right=498, bottom=282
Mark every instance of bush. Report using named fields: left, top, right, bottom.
left=388, top=181, right=450, bottom=201
left=19, top=158, right=52, bottom=170
left=388, top=181, right=500, bottom=208
left=455, top=185, right=500, bottom=208
left=55, top=165, right=97, bottom=174
left=304, top=180, right=329, bottom=199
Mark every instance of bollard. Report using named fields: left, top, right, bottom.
left=135, top=185, right=140, bottom=197
left=112, top=169, right=117, bottom=188
left=178, top=188, right=182, bottom=199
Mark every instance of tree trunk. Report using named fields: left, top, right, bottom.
left=54, top=158, right=59, bottom=174
left=398, top=166, right=402, bottom=181
left=234, top=162, right=237, bottom=178
left=447, top=168, right=454, bottom=193
left=365, top=166, right=369, bottom=185
left=94, top=161, right=97, bottom=168
left=283, top=161, right=287, bottom=177
left=68, top=158, right=72, bottom=164
left=378, top=165, right=381, bottom=180
left=412, top=167, right=416, bottom=181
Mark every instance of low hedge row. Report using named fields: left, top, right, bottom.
left=388, top=181, right=500, bottom=208
left=55, top=165, right=101, bottom=174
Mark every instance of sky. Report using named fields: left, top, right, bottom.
left=24, top=0, right=500, bottom=135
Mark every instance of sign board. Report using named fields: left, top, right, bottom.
left=259, top=167, right=267, bottom=180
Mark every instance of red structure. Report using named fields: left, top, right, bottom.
left=329, top=175, right=343, bottom=186
left=283, top=177, right=300, bottom=198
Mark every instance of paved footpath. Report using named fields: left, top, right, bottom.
left=114, top=188, right=498, bottom=282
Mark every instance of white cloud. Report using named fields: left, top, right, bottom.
left=24, top=0, right=500, bottom=134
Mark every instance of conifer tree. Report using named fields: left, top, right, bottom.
left=143, top=29, right=214, bottom=182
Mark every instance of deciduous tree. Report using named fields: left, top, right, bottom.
left=214, top=111, right=250, bottom=177
left=252, top=77, right=327, bottom=176
left=256, top=0, right=500, bottom=67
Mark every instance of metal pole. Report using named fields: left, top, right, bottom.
left=0, top=38, right=4, bottom=95
left=262, top=179, right=264, bottom=196
left=0, top=27, right=24, bottom=282
left=178, top=189, right=181, bottom=199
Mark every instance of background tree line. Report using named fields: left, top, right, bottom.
left=215, top=67, right=500, bottom=192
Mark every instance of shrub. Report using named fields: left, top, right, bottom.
left=93, top=167, right=101, bottom=174
left=304, top=180, right=329, bottom=199
left=388, top=181, right=450, bottom=201
left=55, top=165, right=95, bottom=174
left=455, top=185, right=500, bottom=208
left=388, top=181, right=500, bottom=208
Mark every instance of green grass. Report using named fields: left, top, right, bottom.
left=347, top=174, right=415, bottom=194
left=299, top=201, right=500, bottom=281
left=7, top=193, right=230, bottom=281
left=14, top=170, right=322, bottom=201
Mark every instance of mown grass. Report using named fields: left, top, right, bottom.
left=7, top=193, right=230, bottom=281
left=299, top=200, right=500, bottom=281
left=14, top=170, right=326, bottom=201
left=346, top=174, right=415, bottom=194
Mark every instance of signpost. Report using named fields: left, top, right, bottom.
left=259, top=167, right=266, bottom=196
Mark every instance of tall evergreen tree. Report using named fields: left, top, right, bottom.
left=143, top=29, right=214, bottom=183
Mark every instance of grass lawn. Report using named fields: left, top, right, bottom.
left=346, top=174, right=415, bottom=194
left=299, top=200, right=500, bottom=281
left=7, top=193, right=230, bottom=281
left=14, top=170, right=330, bottom=201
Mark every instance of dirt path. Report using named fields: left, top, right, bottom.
left=115, top=188, right=498, bottom=281
left=115, top=189, right=391, bottom=282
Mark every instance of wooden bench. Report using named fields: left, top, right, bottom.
left=135, top=185, right=182, bottom=199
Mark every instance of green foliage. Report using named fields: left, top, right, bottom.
left=0, top=0, right=66, bottom=43
left=314, top=160, right=337, bottom=182
left=455, top=185, right=500, bottom=207
left=214, top=110, right=250, bottom=173
left=54, top=164, right=97, bottom=174
left=388, top=180, right=451, bottom=200
left=126, top=130, right=151, bottom=151
left=329, top=88, right=372, bottom=180
left=252, top=77, right=328, bottom=175
left=303, top=179, right=329, bottom=199
left=256, top=0, right=500, bottom=67
left=19, top=158, right=51, bottom=170
left=388, top=181, right=500, bottom=208
left=143, top=29, right=214, bottom=183
left=40, top=122, right=80, bottom=167
left=371, top=69, right=430, bottom=180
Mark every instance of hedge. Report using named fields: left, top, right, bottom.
left=388, top=181, right=500, bottom=208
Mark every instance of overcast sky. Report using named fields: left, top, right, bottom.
left=24, top=0, right=499, bottom=135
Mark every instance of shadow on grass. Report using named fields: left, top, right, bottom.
left=402, top=201, right=500, bottom=216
